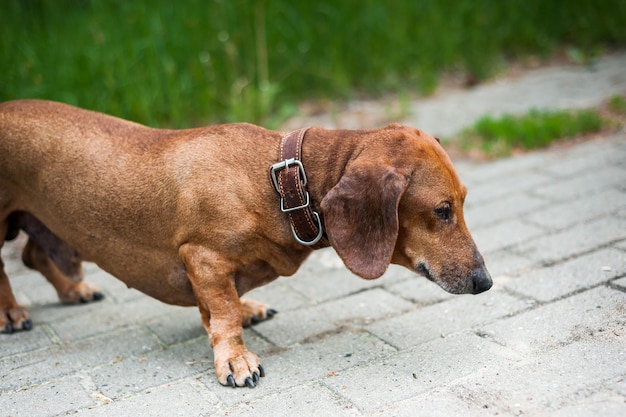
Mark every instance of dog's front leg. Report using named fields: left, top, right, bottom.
left=180, top=244, right=263, bottom=388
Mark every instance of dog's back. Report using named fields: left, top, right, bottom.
left=0, top=99, right=286, bottom=306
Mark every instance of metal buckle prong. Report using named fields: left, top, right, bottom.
left=270, top=158, right=308, bottom=193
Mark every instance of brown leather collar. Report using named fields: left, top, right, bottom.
left=270, top=128, right=328, bottom=248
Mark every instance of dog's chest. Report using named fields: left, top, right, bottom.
left=234, top=261, right=281, bottom=296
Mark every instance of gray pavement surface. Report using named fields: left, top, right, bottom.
left=1, top=53, right=626, bottom=416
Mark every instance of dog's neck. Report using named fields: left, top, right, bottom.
left=299, top=127, right=365, bottom=206
left=270, top=126, right=365, bottom=250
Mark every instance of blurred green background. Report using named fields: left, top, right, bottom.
left=2, top=0, right=625, bottom=128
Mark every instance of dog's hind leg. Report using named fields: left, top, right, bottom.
left=0, top=219, right=32, bottom=333
left=241, top=298, right=277, bottom=327
left=21, top=233, right=104, bottom=305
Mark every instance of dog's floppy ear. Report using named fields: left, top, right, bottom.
left=320, top=162, right=408, bottom=279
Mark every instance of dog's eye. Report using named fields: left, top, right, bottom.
left=434, top=203, right=452, bottom=221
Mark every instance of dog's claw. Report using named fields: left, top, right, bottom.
left=250, top=316, right=260, bottom=325
left=22, top=319, right=33, bottom=331
left=245, top=377, right=255, bottom=388
left=252, top=372, right=259, bottom=383
left=267, top=308, right=277, bottom=317
left=2, top=323, right=14, bottom=334
left=227, top=375, right=236, bottom=388
left=78, top=291, right=104, bottom=304
left=1, top=313, right=32, bottom=333
left=258, top=365, right=265, bottom=378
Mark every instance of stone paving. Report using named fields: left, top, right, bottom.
left=1, top=55, right=626, bottom=416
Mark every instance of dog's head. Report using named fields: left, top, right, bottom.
left=320, top=124, right=491, bottom=294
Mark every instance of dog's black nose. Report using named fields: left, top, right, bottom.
left=471, top=268, right=492, bottom=294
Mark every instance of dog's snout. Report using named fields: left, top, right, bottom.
left=471, top=268, right=492, bottom=294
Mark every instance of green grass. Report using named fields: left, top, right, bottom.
left=453, top=107, right=611, bottom=158
left=2, top=1, right=626, bottom=127
left=608, top=95, right=626, bottom=113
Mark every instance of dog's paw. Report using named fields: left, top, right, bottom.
left=241, top=298, right=277, bottom=327
left=0, top=305, right=33, bottom=334
left=59, top=281, right=105, bottom=304
left=214, top=343, right=265, bottom=388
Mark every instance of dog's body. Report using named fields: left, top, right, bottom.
left=0, top=99, right=491, bottom=387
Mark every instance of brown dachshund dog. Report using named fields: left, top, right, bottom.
left=0, top=99, right=491, bottom=388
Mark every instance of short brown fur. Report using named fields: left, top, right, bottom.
left=0, top=100, right=491, bottom=387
